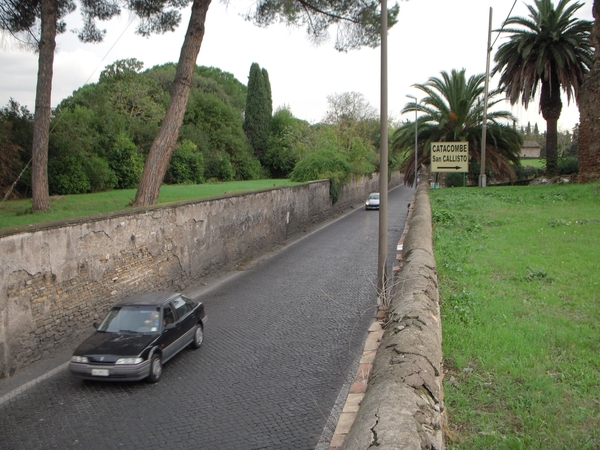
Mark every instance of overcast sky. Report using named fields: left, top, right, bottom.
left=0, top=0, right=594, bottom=132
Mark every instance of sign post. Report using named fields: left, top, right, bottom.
left=430, top=142, right=469, bottom=173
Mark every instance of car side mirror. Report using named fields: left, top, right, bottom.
left=165, top=323, right=176, bottom=330
left=93, top=322, right=99, bottom=329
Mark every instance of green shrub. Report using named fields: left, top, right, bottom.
left=290, top=148, right=351, bottom=202
left=347, top=138, right=377, bottom=176
left=263, top=107, right=305, bottom=178
left=325, top=171, right=346, bottom=203
left=49, top=153, right=91, bottom=194
left=558, top=156, right=578, bottom=175
left=165, top=139, right=204, bottom=185
left=108, top=133, right=144, bottom=189
left=233, top=153, right=262, bottom=181
left=290, top=148, right=351, bottom=181
left=204, top=151, right=234, bottom=182
left=85, top=155, right=117, bottom=192
left=446, top=172, right=465, bottom=188
left=515, top=164, right=545, bottom=181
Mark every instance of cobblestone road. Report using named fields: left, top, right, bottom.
left=0, top=186, right=413, bottom=450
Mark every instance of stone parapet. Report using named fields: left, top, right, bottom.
left=341, top=180, right=444, bottom=449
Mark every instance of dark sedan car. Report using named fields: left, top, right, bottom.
left=69, top=292, right=206, bottom=383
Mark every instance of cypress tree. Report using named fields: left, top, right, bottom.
left=262, top=68, right=273, bottom=117
left=244, top=63, right=272, bottom=161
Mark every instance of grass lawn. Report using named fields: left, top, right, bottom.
left=521, top=158, right=546, bottom=168
left=431, top=183, right=600, bottom=449
left=0, top=179, right=299, bottom=229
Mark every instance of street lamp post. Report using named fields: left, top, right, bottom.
left=480, top=7, right=493, bottom=188
left=377, top=0, right=389, bottom=304
left=406, top=95, right=418, bottom=188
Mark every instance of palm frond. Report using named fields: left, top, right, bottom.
left=493, top=0, right=592, bottom=108
left=392, top=69, right=523, bottom=186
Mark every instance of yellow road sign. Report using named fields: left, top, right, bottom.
left=430, top=142, right=469, bottom=172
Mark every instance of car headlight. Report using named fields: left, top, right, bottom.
left=115, top=357, right=144, bottom=365
left=71, top=356, right=89, bottom=363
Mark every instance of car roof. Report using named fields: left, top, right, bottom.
left=113, top=292, right=182, bottom=307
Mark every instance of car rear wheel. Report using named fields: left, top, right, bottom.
left=146, top=354, right=162, bottom=383
left=191, top=324, right=204, bottom=349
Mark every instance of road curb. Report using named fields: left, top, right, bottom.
left=328, top=320, right=384, bottom=449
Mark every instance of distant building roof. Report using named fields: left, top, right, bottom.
left=523, top=140, right=541, bottom=148
left=521, top=140, right=541, bottom=158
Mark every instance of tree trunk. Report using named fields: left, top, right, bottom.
left=132, top=0, right=212, bottom=207
left=31, top=0, right=57, bottom=211
left=577, top=0, right=600, bottom=183
left=540, top=76, right=562, bottom=178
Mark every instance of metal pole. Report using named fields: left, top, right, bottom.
left=377, top=0, right=389, bottom=303
left=479, top=7, right=492, bottom=188
left=406, top=95, right=418, bottom=188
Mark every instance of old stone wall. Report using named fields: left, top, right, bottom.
left=0, top=174, right=402, bottom=378
left=342, top=180, right=445, bottom=449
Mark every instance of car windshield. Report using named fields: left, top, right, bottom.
left=98, top=306, right=161, bottom=334
left=368, top=193, right=380, bottom=199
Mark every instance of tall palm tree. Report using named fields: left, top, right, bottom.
left=492, top=0, right=592, bottom=178
left=391, top=69, right=523, bottom=186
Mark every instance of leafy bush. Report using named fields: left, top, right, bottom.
left=558, top=156, right=578, bottom=175
left=347, top=138, right=377, bottom=176
left=263, top=108, right=310, bottom=178
left=0, top=101, right=33, bottom=198
left=165, top=140, right=204, bottom=185
left=290, top=148, right=351, bottom=202
left=233, top=153, right=262, bottom=181
left=49, top=154, right=91, bottom=194
left=48, top=148, right=118, bottom=195
left=515, top=164, right=545, bottom=181
left=85, top=156, right=117, bottom=192
left=182, top=91, right=252, bottom=177
left=108, top=133, right=144, bottom=189
left=263, top=138, right=299, bottom=178
left=445, top=172, right=465, bottom=187
left=204, top=151, right=234, bottom=182
left=326, top=171, right=346, bottom=203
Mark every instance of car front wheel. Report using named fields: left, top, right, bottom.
left=191, top=324, right=204, bottom=349
left=146, top=354, right=162, bottom=383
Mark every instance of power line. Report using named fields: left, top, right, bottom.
left=49, top=15, right=136, bottom=134
left=82, top=15, right=137, bottom=86
left=491, top=0, right=518, bottom=50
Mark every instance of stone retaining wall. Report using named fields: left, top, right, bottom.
left=0, top=173, right=402, bottom=378
left=342, top=180, right=445, bottom=449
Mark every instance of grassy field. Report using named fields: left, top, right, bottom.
left=521, top=158, right=546, bottom=168
left=0, top=179, right=299, bottom=229
left=430, top=183, right=600, bottom=449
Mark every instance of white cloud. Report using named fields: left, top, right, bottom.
left=1, top=51, right=38, bottom=106
left=0, top=0, right=592, bottom=132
